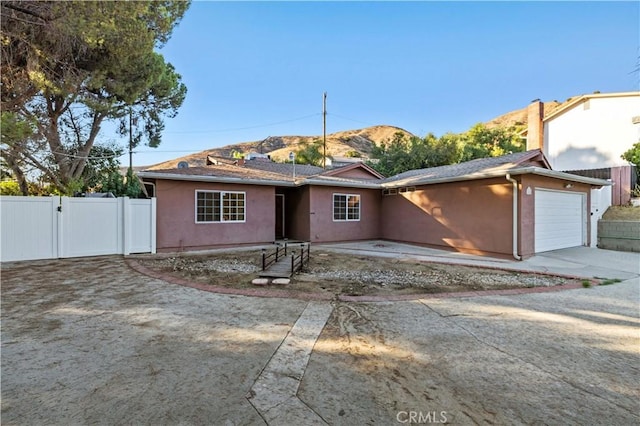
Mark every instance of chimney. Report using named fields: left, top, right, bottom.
left=526, top=99, right=544, bottom=151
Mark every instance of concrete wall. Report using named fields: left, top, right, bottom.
left=381, top=178, right=513, bottom=257
left=598, top=220, right=640, bottom=252
left=544, top=94, right=640, bottom=170
left=155, top=180, right=274, bottom=251
left=308, top=186, right=381, bottom=243
left=518, top=175, right=592, bottom=258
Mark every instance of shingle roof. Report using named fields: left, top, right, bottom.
left=141, top=159, right=374, bottom=184
left=383, top=150, right=548, bottom=186
left=144, top=164, right=295, bottom=183
left=304, top=175, right=381, bottom=188
left=243, top=160, right=324, bottom=177
left=140, top=149, right=609, bottom=188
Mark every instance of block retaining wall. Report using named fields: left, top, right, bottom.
left=597, top=220, right=640, bottom=253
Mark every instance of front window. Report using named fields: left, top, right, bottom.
left=333, top=193, right=360, bottom=221
left=196, top=191, right=245, bottom=223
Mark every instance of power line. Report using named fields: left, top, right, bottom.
left=327, top=112, right=375, bottom=127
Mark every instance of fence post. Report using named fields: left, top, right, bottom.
left=300, top=244, right=304, bottom=268
left=150, top=197, right=157, bottom=254
left=123, top=197, right=131, bottom=256
left=291, top=251, right=295, bottom=274
left=262, top=248, right=266, bottom=271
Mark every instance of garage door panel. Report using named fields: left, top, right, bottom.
left=535, top=189, right=585, bottom=253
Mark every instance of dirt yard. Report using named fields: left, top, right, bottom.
left=603, top=205, right=640, bottom=220
left=137, top=248, right=571, bottom=297
left=2, top=255, right=637, bottom=425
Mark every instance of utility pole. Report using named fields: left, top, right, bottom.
left=323, top=91, right=327, bottom=169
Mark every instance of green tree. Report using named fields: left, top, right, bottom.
left=78, top=144, right=125, bottom=192
left=1, top=1, right=189, bottom=194
left=368, top=132, right=418, bottom=176
left=0, top=180, right=22, bottom=195
left=460, top=123, right=524, bottom=162
left=368, top=132, right=463, bottom=176
left=621, top=142, right=640, bottom=170
left=0, top=111, right=38, bottom=194
left=368, top=124, right=524, bottom=177
left=100, top=168, right=142, bottom=198
left=294, top=139, right=325, bottom=166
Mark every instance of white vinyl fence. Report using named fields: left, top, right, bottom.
left=1, top=196, right=156, bottom=262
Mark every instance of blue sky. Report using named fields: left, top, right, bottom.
left=115, top=1, right=640, bottom=166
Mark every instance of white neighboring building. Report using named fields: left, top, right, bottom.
left=527, top=92, right=639, bottom=170
left=525, top=91, right=638, bottom=246
left=526, top=91, right=640, bottom=206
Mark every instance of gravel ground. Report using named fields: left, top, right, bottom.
left=139, top=249, right=571, bottom=297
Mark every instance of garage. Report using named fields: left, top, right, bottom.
left=535, top=189, right=586, bottom=253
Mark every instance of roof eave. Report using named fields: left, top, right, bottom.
left=301, top=178, right=382, bottom=189
left=138, top=171, right=296, bottom=187
left=382, top=170, right=510, bottom=188
left=382, top=167, right=611, bottom=188
left=543, top=91, right=640, bottom=123
left=508, top=167, right=612, bottom=186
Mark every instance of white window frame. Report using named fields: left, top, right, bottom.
left=195, top=190, right=246, bottom=223
left=333, top=193, right=361, bottom=222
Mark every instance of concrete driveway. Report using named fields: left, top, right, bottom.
left=1, top=250, right=638, bottom=425
left=318, top=240, right=640, bottom=280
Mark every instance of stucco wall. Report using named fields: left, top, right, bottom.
left=518, top=175, right=592, bottom=258
left=381, top=178, right=513, bottom=256
left=155, top=180, right=275, bottom=251
left=544, top=95, right=640, bottom=170
left=308, top=186, right=381, bottom=242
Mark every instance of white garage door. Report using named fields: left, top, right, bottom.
left=535, top=189, right=585, bottom=253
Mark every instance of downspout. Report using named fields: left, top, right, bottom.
left=505, top=174, right=522, bottom=260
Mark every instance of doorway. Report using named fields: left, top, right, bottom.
left=275, top=194, right=285, bottom=239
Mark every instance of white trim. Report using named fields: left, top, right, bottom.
left=195, top=190, right=246, bottom=224
left=332, top=193, right=361, bottom=222
left=139, top=171, right=295, bottom=187
left=383, top=166, right=611, bottom=189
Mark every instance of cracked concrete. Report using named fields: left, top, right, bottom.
left=248, top=301, right=333, bottom=425
left=1, top=253, right=638, bottom=425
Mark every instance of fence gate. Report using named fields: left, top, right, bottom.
left=1, top=196, right=156, bottom=262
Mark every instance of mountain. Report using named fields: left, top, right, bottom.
left=484, top=100, right=567, bottom=129
left=146, top=125, right=414, bottom=170
left=144, top=98, right=580, bottom=171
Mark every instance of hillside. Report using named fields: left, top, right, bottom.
left=145, top=98, right=580, bottom=171
left=146, top=125, right=413, bottom=170
left=484, top=100, right=565, bottom=129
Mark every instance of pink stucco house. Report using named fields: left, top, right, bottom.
left=139, top=149, right=610, bottom=259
